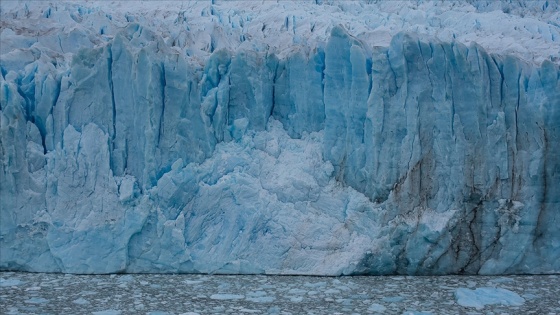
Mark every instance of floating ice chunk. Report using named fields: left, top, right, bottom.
left=522, top=293, right=539, bottom=300
left=117, top=275, right=134, bottom=283
left=382, top=296, right=404, bottom=303
left=304, top=281, right=326, bottom=288
left=368, top=303, right=386, bottom=312
left=324, top=288, right=341, bottom=294
left=210, top=294, right=245, bottom=300
left=247, top=290, right=267, bottom=297
left=0, top=278, right=24, bottom=287
left=489, top=277, right=514, bottom=283
left=25, top=297, right=48, bottom=304
left=25, top=286, right=41, bottom=291
left=246, top=290, right=275, bottom=302
left=92, top=310, right=122, bottom=315
left=72, top=298, right=90, bottom=305
left=246, top=296, right=275, bottom=303
left=455, top=287, right=525, bottom=309
left=288, top=288, right=307, bottom=294
left=267, top=306, right=281, bottom=314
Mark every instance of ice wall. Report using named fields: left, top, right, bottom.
left=1, top=1, right=559, bottom=275
left=321, top=28, right=560, bottom=275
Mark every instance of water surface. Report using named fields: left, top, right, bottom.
left=1, top=272, right=559, bottom=314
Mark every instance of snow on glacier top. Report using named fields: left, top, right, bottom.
left=1, top=0, right=559, bottom=66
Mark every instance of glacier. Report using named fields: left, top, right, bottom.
left=0, top=1, right=559, bottom=275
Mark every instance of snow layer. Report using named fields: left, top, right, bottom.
left=0, top=1, right=559, bottom=275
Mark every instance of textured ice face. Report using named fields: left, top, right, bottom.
left=0, top=1, right=559, bottom=275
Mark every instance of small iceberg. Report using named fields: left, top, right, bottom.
left=455, top=287, right=525, bottom=309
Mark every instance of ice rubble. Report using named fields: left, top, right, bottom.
left=0, top=1, right=559, bottom=274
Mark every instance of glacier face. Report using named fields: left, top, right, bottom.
left=1, top=1, right=559, bottom=275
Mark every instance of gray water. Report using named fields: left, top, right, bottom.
left=1, top=272, right=559, bottom=314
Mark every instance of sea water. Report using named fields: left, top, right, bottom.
left=1, top=272, right=559, bottom=314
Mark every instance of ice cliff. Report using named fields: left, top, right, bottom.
left=1, top=1, right=559, bottom=275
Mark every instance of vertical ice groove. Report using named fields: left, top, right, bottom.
left=108, top=44, right=117, bottom=173
left=269, top=61, right=277, bottom=120
left=158, top=62, right=166, bottom=147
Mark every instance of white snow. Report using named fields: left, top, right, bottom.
left=0, top=1, right=558, bottom=65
